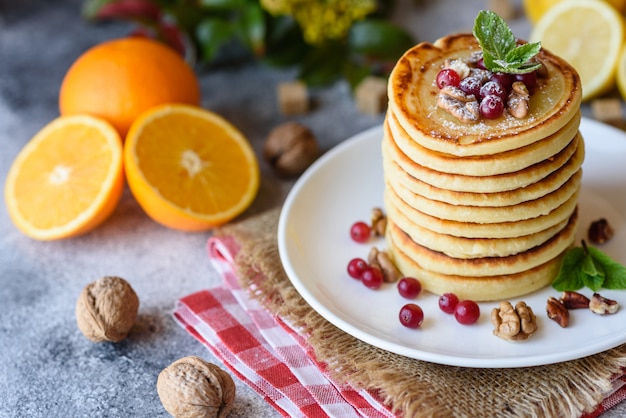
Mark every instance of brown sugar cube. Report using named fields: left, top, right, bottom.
left=488, top=0, right=515, bottom=20
left=355, top=76, right=388, bottom=115
left=591, top=98, right=623, bottom=122
left=277, top=81, right=309, bottom=115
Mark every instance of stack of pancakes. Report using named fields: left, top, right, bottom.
left=383, top=34, right=583, bottom=301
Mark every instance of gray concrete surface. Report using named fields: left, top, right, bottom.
left=1, top=0, right=624, bottom=417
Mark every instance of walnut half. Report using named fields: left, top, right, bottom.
left=491, top=301, right=538, bottom=341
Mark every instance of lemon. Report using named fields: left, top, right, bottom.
left=524, top=0, right=626, bottom=23
left=530, top=0, right=625, bottom=101
left=616, top=43, right=626, bottom=100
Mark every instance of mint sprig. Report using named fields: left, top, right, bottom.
left=552, top=241, right=626, bottom=292
left=472, top=10, right=542, bottom=74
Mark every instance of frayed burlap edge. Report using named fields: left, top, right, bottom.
left=217, top=208, right=626, bottom=418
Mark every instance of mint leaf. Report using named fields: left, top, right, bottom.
left=472, top=10, right=541, bottom=74
left=553, top=242, right=626, bottom=291
left=473, top=10, right=516, bottom=62
left=588, top=246, right=626, bottom=289
left=552, top=247, right=586, bottom=291
left=581, top=252, right=605, bottom=291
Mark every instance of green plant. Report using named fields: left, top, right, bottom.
left=82, top=0, right=415, bottom=88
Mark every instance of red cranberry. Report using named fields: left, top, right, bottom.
left=476, top=57, right=487, bottom=70
left=397, top=277, right=422, bottom=299
left=436, top=68, right=461, bottom=89
left=515, top=71, right=538, bottom=92
left=454, top=300, right=480, bottom=325
left=479, top=95, right=504, bottom=119
left=350, top=221, right=371, bottom=243
left=479, top=81, right=507, bottom=100
left=361, top=267, right=383, bottom=289
left=347, top=258, right=368, bottom=280
left=399, top=303, right=424, bottom=328
left=438, top=293, right=459, bottom=314
left=490, top=72, right=514, bottom=92
left=459, top=77, right=482, bottom=98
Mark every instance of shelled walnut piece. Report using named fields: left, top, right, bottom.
left=491, top=301, right=538, bottom=341
left=370, top=207, right=387, bottom=237
left=368, top=246, right=401, bottom=282
left=75, top=276, right=139, bottom=343
left=157, top=356, right=236, bottom=418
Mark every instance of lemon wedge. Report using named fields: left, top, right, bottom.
left=530, top=0, right=625, bottom=101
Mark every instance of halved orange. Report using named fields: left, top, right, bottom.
left=123, top=104, right=260, bottom=231
left=4, top=115, right=124, bottom=240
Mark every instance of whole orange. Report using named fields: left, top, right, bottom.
left=59, top=37, right=201, bottom=138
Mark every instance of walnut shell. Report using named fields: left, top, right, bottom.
left=75, top=276, right=139, bottom=343
left=263, top=122, right=318, bottom=177
left=157, top=356, right=236, bottom=418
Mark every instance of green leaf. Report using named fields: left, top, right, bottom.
left=298, top=42, right=347, bottom=86
left=505, top=42, right=541, bottom=66
left=472, top=10, right=541, bottom=74
left=348, top=19, right=414, bottom=61
left=195, top=18, right=237, bottom=62
left=264, top=17, right=310, bottom=67
left=473, top=10, right=516, bottom=61
left=552, top=247, right=586, bottom=291
left=588, top=246, right=626, bottom=289
left=236, top=3, right=266, bottom=56
left=581, top=253, right=605, bottom=291
left=197, top=0, right=247, bottom=10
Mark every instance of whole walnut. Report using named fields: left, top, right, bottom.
left=157, top=356, right=236, bottom=418
left=263, top=121, right=318, bottom=177
left=75, top=276, right=139, bottom=343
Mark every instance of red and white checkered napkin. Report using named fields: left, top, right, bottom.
left=174, top=236, right=394, bottom=418
left=174, top=236, right=626, bottom=418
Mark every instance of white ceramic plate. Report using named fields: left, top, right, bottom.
left=278, top=117, right=626, bottom=368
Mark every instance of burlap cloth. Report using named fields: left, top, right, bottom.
left=216, top=207, right=626, bottom=418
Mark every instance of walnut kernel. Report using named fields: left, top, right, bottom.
left=263, top=122, right=318, bottom=177
left=157, top=356, right=236, bottom=418
left=491, top=301, right=538, bottom=341
left=75, top=276, right=139, bottom=343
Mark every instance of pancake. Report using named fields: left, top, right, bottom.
left=388, top=198, right=570, bottom=258
left=388, top=168, right=581, bottom=224
left=382, top=30, right=583, bottom=301
left=386, top=207, right=578, bottom=277
left=384, top=185, right=579, bottom=238
left=383, top=133, right=584, bottom=207
left=388, top=33, right=582, bottom=156
left=389, top=243, right=565, bottom=301
left=382, top=120, right=582, bottom=193
left=386, top=109, right=581, bottom=176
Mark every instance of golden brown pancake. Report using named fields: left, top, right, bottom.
left=382, top=122, right=582, bottom=193
left=387, top=169, right=581, bottom=224
left=383, top=133, right=584, bottom=207
left=388, top=33, right=582, bottom=156
left=386, top=110, right=581, bottom=176
left=387, top=207, right=577, bottom=277
left=389, top=243, right=566, bottom=301
left=384, top=186, right=579, bottom=238
left=388, top=199, right=570, bottom=258
left=382, top=32, right=583, bottom=301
